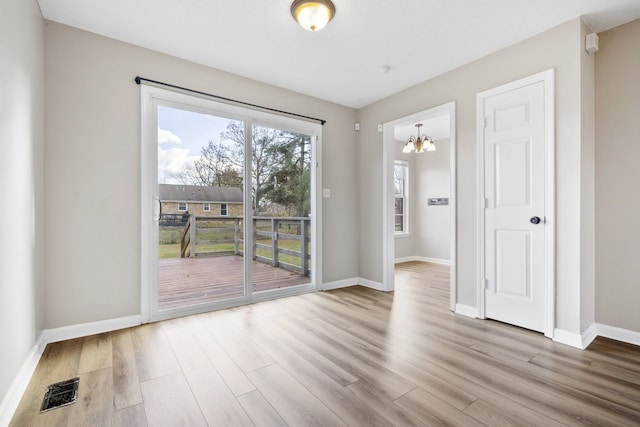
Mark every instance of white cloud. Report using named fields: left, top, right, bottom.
left=158, top=128, right=182, bottom=145
left=158, top=147, right=198, bottom=183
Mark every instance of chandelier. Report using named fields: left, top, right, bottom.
left=402, top=123, right=436, bottom=153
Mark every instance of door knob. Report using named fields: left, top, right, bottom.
left=530, top=216, right=541, bottom=225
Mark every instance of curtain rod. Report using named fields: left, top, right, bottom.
left=134, top=76, right=326, bottom=126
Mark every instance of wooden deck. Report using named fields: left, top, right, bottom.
left=159, top=255, right=310, bottom=309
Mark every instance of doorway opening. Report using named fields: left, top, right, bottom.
left=382, top=102, right=457, bottom=310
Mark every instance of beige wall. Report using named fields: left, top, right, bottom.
left=415, top=139, right=451, bottom=261
left=595, top=19, right=640, bottom=332
left=0, top=0, right=44, bottom=405
left=357, top=18, right=588, bottom=333
left=393, top=137, right=451, bottom=262
left=44, top=22, right=358, bottom=328
left=580, top=19, right=596, bottom=332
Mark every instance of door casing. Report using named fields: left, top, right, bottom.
left=476, top=69, right=555, bottom=338
left=382, top=101, right=457, bottom=310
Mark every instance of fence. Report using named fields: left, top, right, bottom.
left=179, top=216, right=310, bottom=276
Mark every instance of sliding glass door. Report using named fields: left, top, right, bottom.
left=250, top=124, right=313, bottom=295
left=156, top=106, right=247, bottom=311
left=141, top=85, right=320, bottom=321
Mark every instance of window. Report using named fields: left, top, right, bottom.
left=394, top=161, right=408, bottom=233
left=178, top=202, right=187, bottom=211
left=220, top=203, right=228, bottom=216
left=203, top=203, right=210, bottom=212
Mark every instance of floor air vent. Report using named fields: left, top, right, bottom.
left=40, top=377, right=79, bottom=412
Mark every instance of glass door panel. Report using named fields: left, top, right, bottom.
left=250, top=125, right=312, bottom=294
left=157, top=106, right=246, bottom=311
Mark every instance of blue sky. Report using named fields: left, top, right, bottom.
left=157, top=106, right=234, bottom=183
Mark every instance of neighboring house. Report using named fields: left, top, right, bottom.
left=159, top=184, right=243, bottom=218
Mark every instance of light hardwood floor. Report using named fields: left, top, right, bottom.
left=10, top=261, right=640, bottom=426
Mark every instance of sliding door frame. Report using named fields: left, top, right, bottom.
left=140, top=85, right=322, bottom=323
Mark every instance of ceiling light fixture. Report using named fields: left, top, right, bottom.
left=291, top=0, right=336, bottom=32
left=402, top=123, right=436, bottom=154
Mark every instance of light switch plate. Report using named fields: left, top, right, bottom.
left=322, top=188, right=331, bottom=198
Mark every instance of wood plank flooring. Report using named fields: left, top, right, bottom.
left=10, top=261, right=640, bottom=426
left=159, top=256, right=309, bottom=309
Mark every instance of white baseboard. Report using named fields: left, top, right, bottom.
left=554, top=324, right=597, bottom=349
left=395, top=256, right=450, bottom=266
left=555, top=323, right=640, bottom=349
left=322, top=277, right=358, bottom=291
left=581, top=323, right=598, bottom=348
left=595, top=323, right=640, bottom=347
left=553, top=328, right=585, bottom=349
left=41, top=314, right=142, bottom=344
left=323, top=277, right=387, bottom=292
left=357, top=277, right=386, bottom=291
left=0, top=338, right=46, bottom=427
left=394, top=256, right=416, bottom=264
left=323, top=276, right=391, bottom=292
left=420, top=257, right=451, bottom=266
left=455, top=304, right=478, bottom=318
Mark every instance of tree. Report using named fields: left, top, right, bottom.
left=173, top=121, right=312, bottom=217
left=262, top=133, right=311, bottom=216
left=171, top=139, right=241, bottom=187
left=221, top=122, right=310, bottom=216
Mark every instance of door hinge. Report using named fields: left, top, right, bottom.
left=484, top=198, right=489, bottom=208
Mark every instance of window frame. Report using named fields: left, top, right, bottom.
left=203, top=202, right=211, bottom=212
left=220, top=203, right=228, bottom=216
left=394, top=160, right=409, bottom=235
left=178, top=202, right=187, bottom=212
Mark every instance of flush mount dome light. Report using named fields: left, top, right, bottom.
left=291, top=0, right=336, bottom=32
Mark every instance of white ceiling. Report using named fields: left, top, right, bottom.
left=37, top=0, right=640, bottom=109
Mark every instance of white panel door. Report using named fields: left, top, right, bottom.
left=483, top=80, right=547, bottom=333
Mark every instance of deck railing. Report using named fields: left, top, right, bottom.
left=178, top=215, right=310, bottom=276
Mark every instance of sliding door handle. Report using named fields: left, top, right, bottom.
left=153, top=198, right=162, bottom=222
